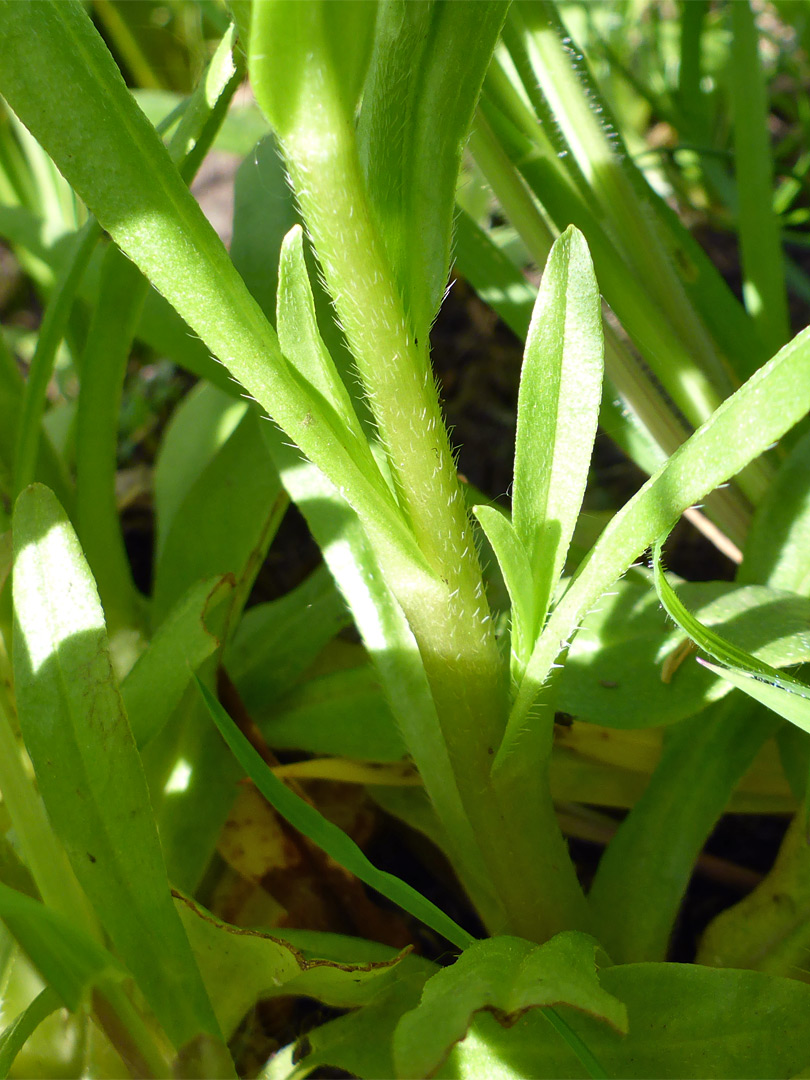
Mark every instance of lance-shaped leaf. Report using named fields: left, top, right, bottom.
left=0, top=0, right=424, bottom=587
left=472, top=505, right=535, bottom=674
left=0, top=884, right=173, bottom=1079
left=500, top=321, right=810, bottom=765
left=0, top=883, right=124, bottom=1015
left=277, top=226, right=369, bottom=448
left=12, top=484, right=220, bottom=1048
left=512, top=226, right=603, bottom=640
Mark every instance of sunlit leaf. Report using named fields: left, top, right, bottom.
left=12, top=484, right=219, bottom=1047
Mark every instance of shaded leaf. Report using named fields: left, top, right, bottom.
left=227, top=565, right=350, bottom=710
left=195, top=676, right=474, bottom=951
left=173, top=893, right=408, bottom=1040
left=123, top=576, right=233, bottom=748
left=560, top=576, right=810, bottom=728
left=438, top=963, right=810, bottom=1079
left=0, top=884, right=124, bottom=1014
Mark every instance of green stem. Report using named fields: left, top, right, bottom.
left=274, top=60, right=588, bottom=942
left=280, top=102, right=505, bottom=769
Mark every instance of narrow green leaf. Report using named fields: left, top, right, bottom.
left=505, top=2, right=739, bottom=401
left=393, top=933, right=624, bottom=1080
left=152, top=407, right=286, bottom=627
left=653, top=533, right=810, bottom=732
left=730, top=0, right=789, bottom=353
left=512, top=225, right=604, bottom=635
left=0, top=885, right=175, bottom=1078
left=0, top=986, right=61, bottom=1079
left=699, top=660, right=810, bottom=732
left=153, top=382, right=248, bottom=564
left=454, top=208, right=672, bottom=479
left=0, top=677, right=92, bottom=936
left=74, top=243, right=148, bottom=631
left=194, top=675, right=475, bottom=952
left=12, top=484, right=220, bottom=1047
left=75, top=22, right=245, bottom=632
left=276, top=224, right=377, bottom=468
left=0, top=0, right=423, bottom=585
left=501, top=322, right=810, bottom=763
left=357, top=0, right=509, bottom=340
left=472, top=504, right=535, bottom=672
left=12, top=218, right=99, bottom=499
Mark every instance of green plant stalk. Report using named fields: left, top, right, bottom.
left=277, top=105, right=502, bottom=716
left=252, top=13, right=591, bottom=942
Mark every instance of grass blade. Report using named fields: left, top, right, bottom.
left=654, top=533, right=810, bottom=732
left=729, top=0, right=789, bottom=353
left=194, top=676, right=475, bottom=952
left=12, top=218, right=99, bottom=499
left=0, top=986, right=60, bottom=1079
